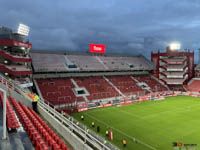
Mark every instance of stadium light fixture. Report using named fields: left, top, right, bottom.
left=17, top=23, right=30, bottom=36
left=169, top=42, right=181, bottom=51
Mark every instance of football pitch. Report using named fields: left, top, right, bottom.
left=72, top=96, right=200, bottom=150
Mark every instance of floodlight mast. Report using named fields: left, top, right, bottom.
left=17, top=23, right=30, bottom=36
left=169, top=42, right=181, bottom=51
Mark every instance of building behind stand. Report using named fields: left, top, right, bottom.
left=151, top=45, right=194, bottom=91
left=0, top=26, right=33, bottom=89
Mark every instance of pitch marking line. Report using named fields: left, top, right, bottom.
left=85, top=113, right=157, bottom=150
left=141, top=102, right=200, bottom=119
left=112, top=107, right=141, bottom=118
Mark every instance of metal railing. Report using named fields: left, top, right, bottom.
left=38, top=99, right=119, bottom=150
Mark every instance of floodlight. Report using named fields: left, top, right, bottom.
left=169, top=42, right=181, bottom=51
left=17, top=24, right=30, bottom=36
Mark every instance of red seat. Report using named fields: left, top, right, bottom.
left=53, top=143, right=60, bottom=150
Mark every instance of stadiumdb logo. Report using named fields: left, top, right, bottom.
left=90, top=44, right=106, bottom=53
left=172, top=142, right=197, bottom=150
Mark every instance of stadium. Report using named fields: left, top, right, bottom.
left=0, top=25, right=200, bottom=150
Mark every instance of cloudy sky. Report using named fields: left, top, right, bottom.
left=1, top=0, right=200, bottom=61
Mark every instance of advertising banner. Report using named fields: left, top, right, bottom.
left=78, top=107, right=88, bottom=112
left=90, top=44, right=106, bottom=53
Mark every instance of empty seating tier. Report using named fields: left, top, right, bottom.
left=74, top=76, right=120, bottom=100
left=106, top=76, right=146, bottom=96
left=134, top=76, right=168, bottom=92
left=37, top=75, right=169, bottom=105
left=187, top=79, right=200, bottom=92
left=9, top=96, right=70, bottom=150
left=37, top=78, right=84, bottom=105
left=31, top=53, right=154, bottom=72
left=9, top=96, right=49, bottom=150
left=0, top=93, right=20, bottom=130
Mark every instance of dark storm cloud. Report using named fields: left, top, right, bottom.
left=1, top=0, right=200, bottom=61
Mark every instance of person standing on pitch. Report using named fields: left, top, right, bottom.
left=97, top=126, right=100, bottom=132
left=81, top=115, right=84, bottom=121
left=92, top=122, right=95, bottom=127
left=123, top=139, right=127, bottom=148
left=106, top=130, right=109, bottom=137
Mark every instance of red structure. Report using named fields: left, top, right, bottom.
left=195, top=64, right=200, bottom=77
left=0, top=26, right=33, bottom=88
left=89, top=43, right=106, bottom=53
left=151, top=48, right=194, bottom=88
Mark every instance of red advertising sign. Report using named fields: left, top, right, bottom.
left=109, top=130, right=113, bottom=140
left=103, top=103, right=112, bottom=108
left=90, top=44, right=106, bottom=53
left=120, top=100, right=133, bottom=106
left=78, top=107, right=88, bottom=112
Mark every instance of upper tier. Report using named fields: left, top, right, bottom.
left=31, top=52, right=154, bottom=72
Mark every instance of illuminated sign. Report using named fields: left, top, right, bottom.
left=90, top=44, right=106, bottom=53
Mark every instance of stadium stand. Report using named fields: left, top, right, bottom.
left=31, top=52, right=154, bottom=72
left=195, top=64, right=200, bottom=77
left=168, top=84, right=186, bottom=92
left=0, top=93, right=20, bottom=130
left=74, top=76, right=121, bottom=100
left=9, top=96, right=70, bottom=150
left=36, top=78, right=85, bottom=105
left=31, top=53, right=67, bottom=72
left=99, top=55, right=152, bottom=70
left=161, top=57, right=186, bottom=64
left=67, top=55, right=106, bottom=70
left=106, top=75, right=146, bottom=96
left=162, top=78, right=186, bottom=85
left=9, top=96, right=49, bottom=150
left=134, top=75, right=168, bottom=92
left=0, top=26, right=129, bottom=150
left=35, top=75, right=170, bottom=108
left=152, top=50, right=194, bottom=90
left=187, top=79, right=200, bottom=92
left=2, top=25, right=200, bottom=150
left=0, top=50, right=32, bottom=62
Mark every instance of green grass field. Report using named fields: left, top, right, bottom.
left=72, top=96, right=200, bottom=150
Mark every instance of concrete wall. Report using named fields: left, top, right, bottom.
left=38, top=105, right=93, bottom=150
left=33, top=71, right=149, bottom=79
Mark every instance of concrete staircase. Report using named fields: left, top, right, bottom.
left=103, top=76, right=125, bottom=97
left=33, top=79, right=44, bottom=99
left=130, top=76, right=152, bottom=93
left=70, top=78, right=89, bottom=102
left=150, top=75, right=170, bottom=90
left=95, top=56, right=109, bottom=69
